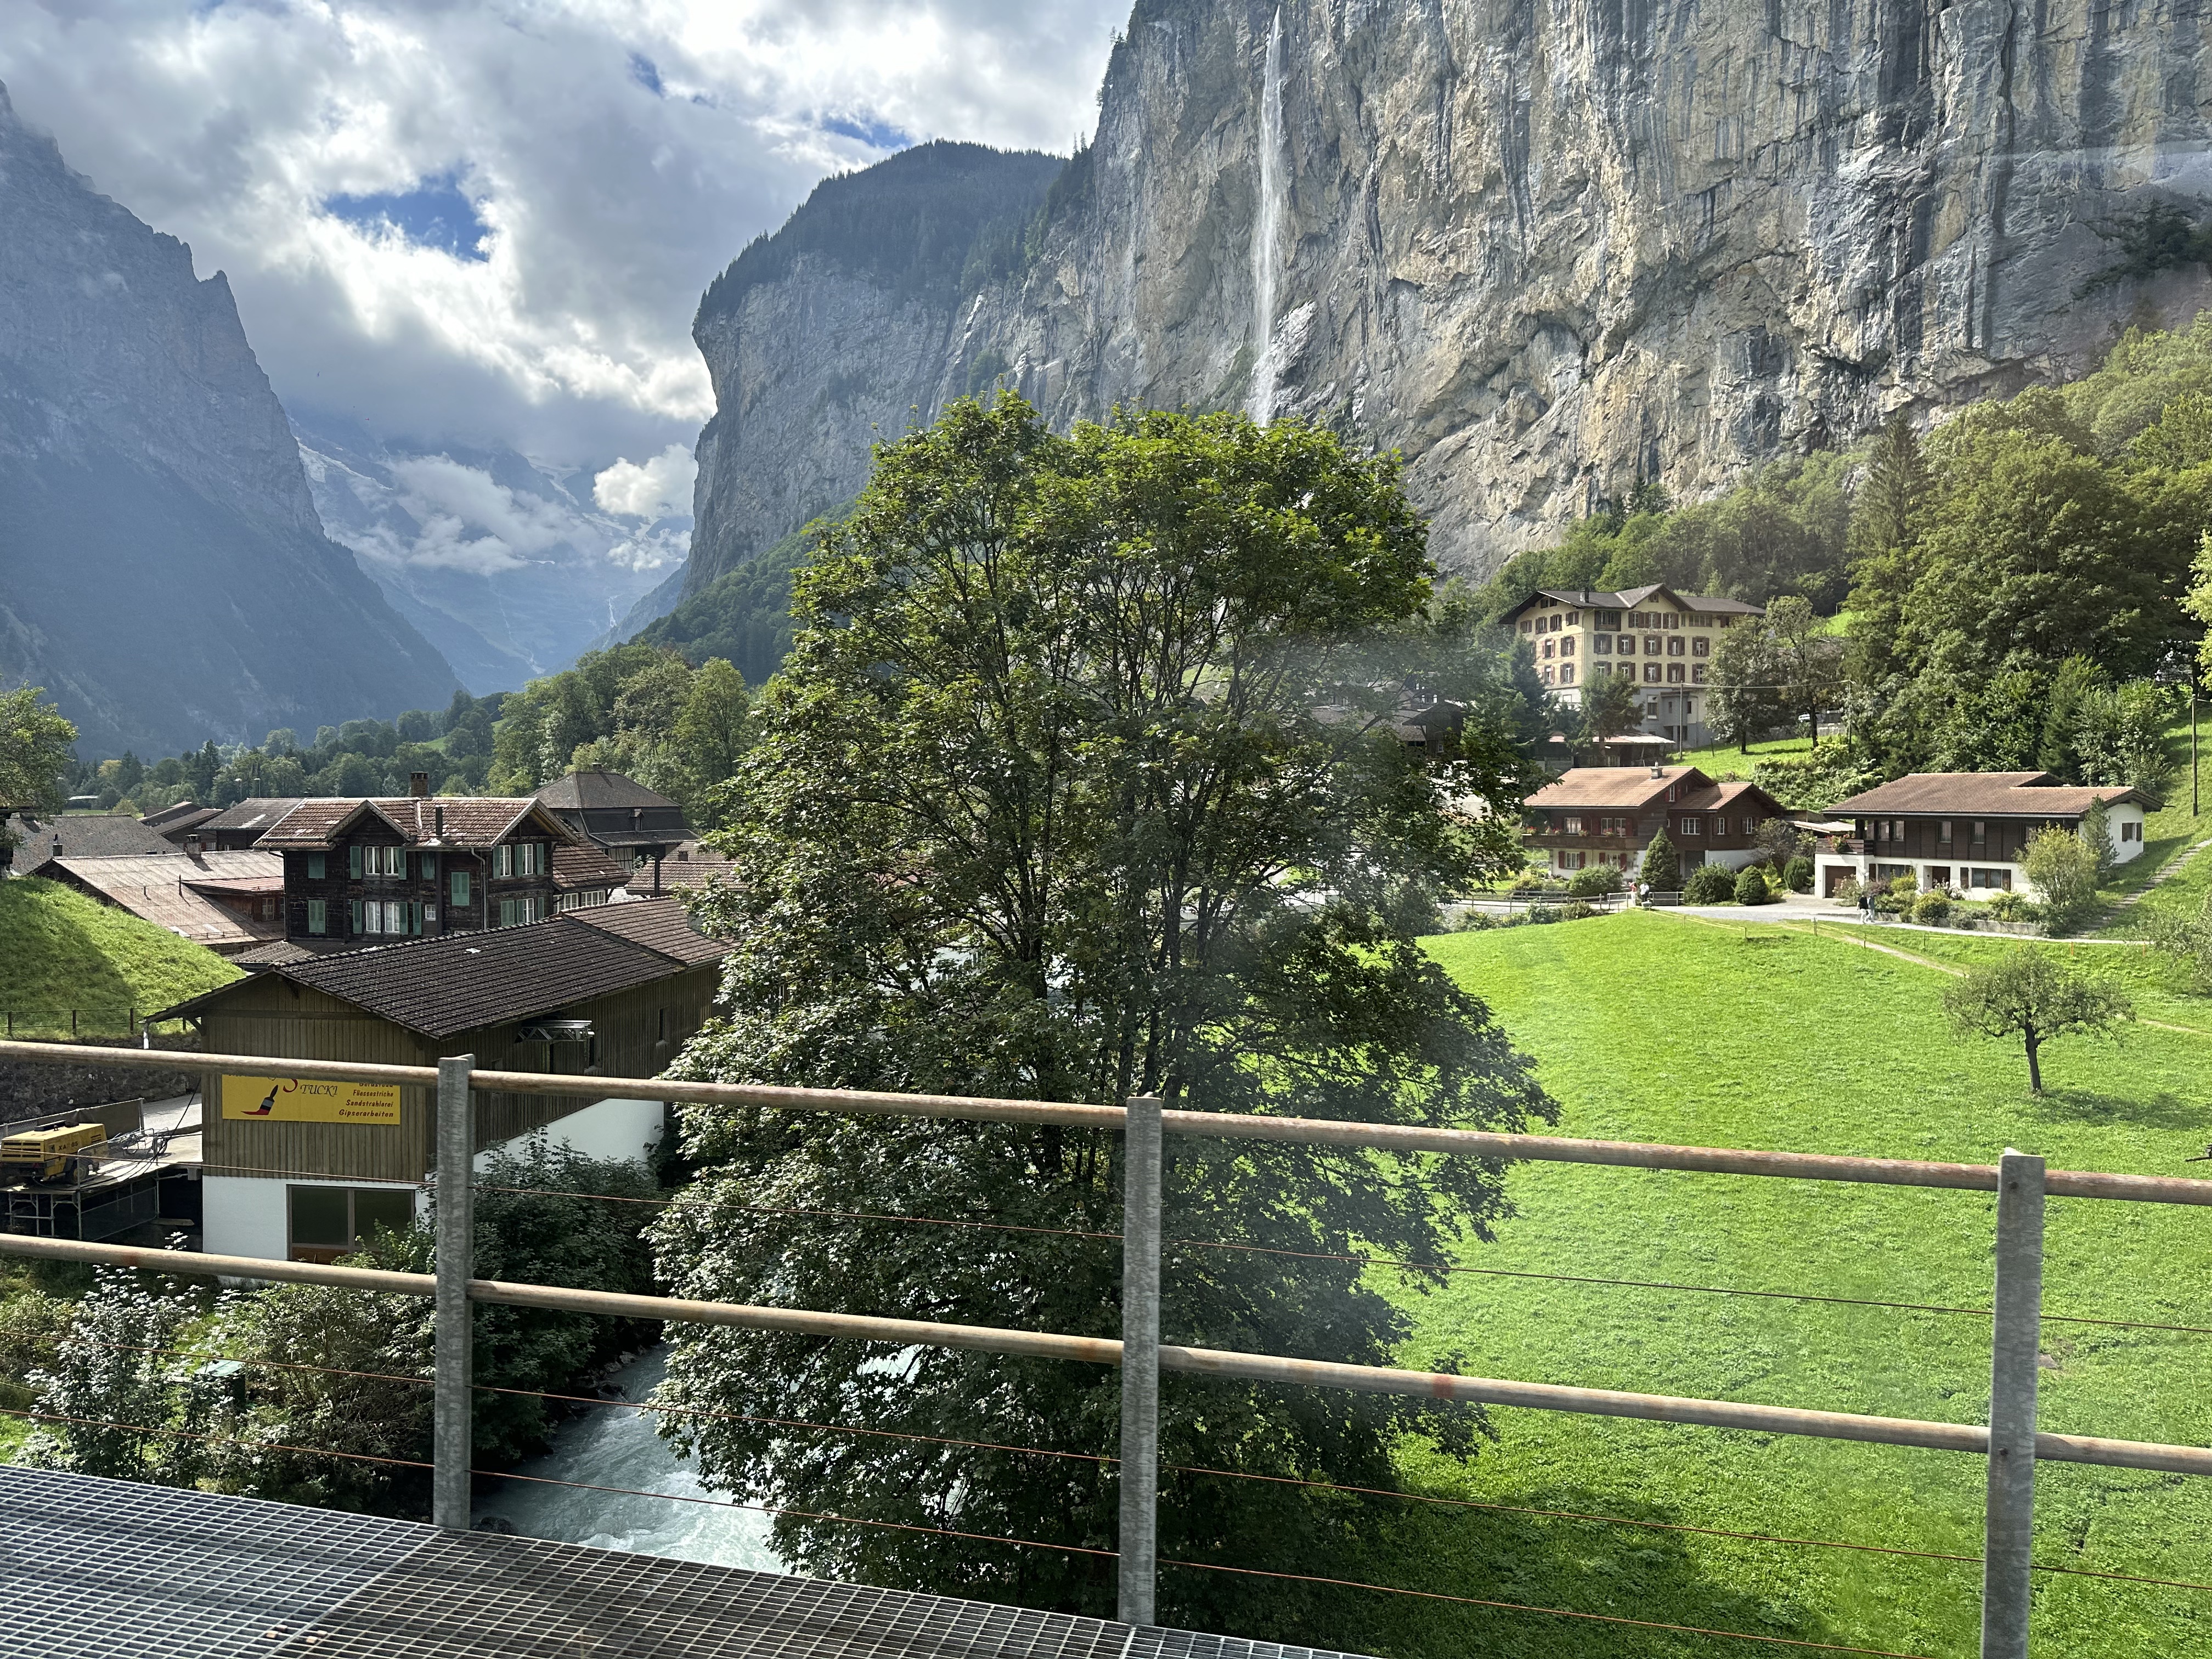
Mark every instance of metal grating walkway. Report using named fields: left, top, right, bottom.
left=0, top=1468, right=1366, bottom=1659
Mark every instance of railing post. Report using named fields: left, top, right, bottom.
left=1117, top=1092, right=1164, bottom=1627
left=1981, top=1148, right=2045, bottom=1658
left=433, top=1053, right=475, bottom=1531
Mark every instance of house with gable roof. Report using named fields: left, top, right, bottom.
left=1815, top=772, right=2158, bottom=898
left=1497, top=585, right=1765, bottom=748
left=253, top=778, right=626, bottom=947
left=1522, top=765, right=1789, bottom=880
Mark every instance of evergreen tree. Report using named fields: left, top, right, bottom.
left=1639, top=826, right=1681, bottom=890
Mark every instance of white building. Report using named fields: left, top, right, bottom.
left=1498, top=584, right=1765, bottom=749
left=1815, top=772, right=2157, bottom=898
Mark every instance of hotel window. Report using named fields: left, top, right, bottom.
left=1644, top=635, right=1662, bottom=654
left=306, top=899, right=326, bottom=936
left=1520, top=619, right=1533, bottom=634
left=1691, top=636, right=1710, bottom=658
left=1599, top=611, right=1622, bottom=629
left=1560, top=635, right=1576, bottom=656
left=1565, top=611, right=1579, bottom=625
left=1559, top=664, right=1576, bottom=684
left=1617, top=663, right=1638, bottom=679
left=1644, top=663, right=1662, bottom=682
left=1667, top=663, right=1685, bottom=683
left=1692, top=664, right=1708, bottom=684
left=1542, top=639, right=1555, bottom=659
left=1592, top=634, right=1611, bottom=654
left=1540, top=665, right=1555, bottom=685
left=1667, top=635, right=1685, bottom=657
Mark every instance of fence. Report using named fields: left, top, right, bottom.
left=0, top=1008, right=150, bottom=1040
left=3, top=1039, right=2211, bottom=1657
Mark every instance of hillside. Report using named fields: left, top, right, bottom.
left=0, top=82, right=457, bottom=758
left=0, top=877, right=242, bottom=1037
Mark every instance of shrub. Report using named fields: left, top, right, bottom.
left=1831, top=876, right=1862, bottom=905
left=1912, top=891, right=1952, bottom=925
left=1782, top=856, right=1814, bottom=893
left=1874, top=886, right=1914, bottom=914
left=1566, top=864, right=1623, bottom=898
left=1986, top=889, right=2029, bottom=921
left=1683, top=863, right=1737, bottom=905
left=1737, top=865, right=1778, bottom=905
left=1524, top=902, right=1562, bottom=924
left=1639, top=827, right=1681, bottom=891
left=2024, top=826, right=2100, bottom=934
left=1559, top=900, right=1597, bottom=921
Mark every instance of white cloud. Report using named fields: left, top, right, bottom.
left=0, top=1, right=1124, bottom=470
left=594, top=443, right=697, bottom=518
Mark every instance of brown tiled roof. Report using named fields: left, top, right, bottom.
left=140, top=801, right=217, bottom=832
left=40, top=852, right=284, bottom=950
left=1525, top=766, right=1709, bottom=811
left=572, top=898, right=730, bottom=967
left=1827, top=773, right=2159, bottom=816
left=652, top=858, right=735, bottom=893
left=257, top=797, right=572, bottom=852
left=233, top=939, right=338, bottom=969
left=157, top=910, right=726, bottom=1037
left=8, top=812, right=177, bottom=861
left=553, top=839, right=632, bottom=892
left=1501, top=585, right=1765, bottom=622
left=1674, top=780, right=1787, bottom=815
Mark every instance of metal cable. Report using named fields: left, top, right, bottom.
left=1155, top=1558, right=1942, bottom=1657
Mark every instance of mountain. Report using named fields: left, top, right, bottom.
left=294, top=415, right=686, bottom=695
left=0, top=83, right=459, bottom=760
left=672, top=0, right=2212, bottom=598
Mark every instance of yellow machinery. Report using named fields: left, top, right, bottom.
left=1, top=1122, right=105, bottom=1183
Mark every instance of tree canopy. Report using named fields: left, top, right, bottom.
left=0, top=686, right=77, bottom=817
left=1942, top=947, right=2132, bottom=1093
left=651, top=396, right=1553, bottom=1640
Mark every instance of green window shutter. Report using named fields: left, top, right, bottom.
left=350, top=898, right=363, bottom=935
left=348, top=844, right=362, bottom=878
left=450, top=870, right=470, bottom=909
left=306, top=900, right=325, bottom=936
left=307, top=853, right=325, bottom=880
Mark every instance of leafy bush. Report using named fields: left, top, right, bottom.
left=1912, top=891, right=1953, bottom=925
left=1874, top=886, right=1914, bottom=914
left=1782, top=855, right=1814, bottom=893
left=1986, top=889, right=2031, bottom=922
left=1733, top=865, right=1773, bottom=905
left=1566, top=864, right=1623, bottom=898
left=2023, top=826, right=2101, bottom=934
left=1831, top=876, right=1862, bottom=905
left=1683, top=863, right=1737, bottom=904
left=1559, top=900, right=1596, bottom=921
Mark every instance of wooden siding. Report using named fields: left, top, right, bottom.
left=198, top=962, right=723, bottom=1183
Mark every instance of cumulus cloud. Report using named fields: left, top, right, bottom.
left=0, top=1, right=1123, bottom=470
left=594, top=443, right=698, bottom=520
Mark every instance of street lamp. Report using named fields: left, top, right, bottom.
left=2157, top=647, right=2201, bottom=819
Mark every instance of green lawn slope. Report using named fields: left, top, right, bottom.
left=0, top=875, right=242, bottom=1037
left=1340, top=911, right=2210, bottom=1657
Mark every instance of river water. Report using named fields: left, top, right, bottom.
left=472, top=1347, right=786, bottom=1571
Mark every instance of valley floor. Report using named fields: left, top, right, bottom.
left=1357, top=911, right=2212, bottom=1658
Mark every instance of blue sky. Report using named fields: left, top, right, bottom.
left=0, top=1, right=1122, bottom=475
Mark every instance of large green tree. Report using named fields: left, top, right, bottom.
left=651, top=397, right=1553, bottom=1644
left=0, top=686, right=78, bottom=819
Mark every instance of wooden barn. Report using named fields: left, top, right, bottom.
left=154, top=899, right=727, bottom=1263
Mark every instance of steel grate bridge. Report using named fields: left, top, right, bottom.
left=0, top=1466, right=1357, bottom=1659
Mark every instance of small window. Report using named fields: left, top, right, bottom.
left=307, top=853, right=325, bottom=881
left=1644, top=635, right=1662, bottom=655
left=1691, top=664, right=1708, bottom=684
left=348, top=844, right=363, bottom=878
left=1559, top=663, right=1576, bottom=685
left=1539, top=665, right=1555, bottom=686
left=1560, top=635, right=1576, bottom=657
left=1938, top=820, right=1953, bottom=843
left=1542, top=639, right=1555, bottom=659
left=1644, top=663, right=1662, bottom=682
left=420, top=851, right=437, bottom=880
left=1691, top=637, right=1709, bottom=658
left=1972, top=820, right=1986, bottom=844
left=1592, top=634, right=1612, bottom=654
left=1565, top=610, right=1580, bottom=626
left=1680, top=817, right=1702, bottom=836
left=450, top=870, right=471, bottom=909
left=307, top=899, right=326, bottom=936
left=287, top=1186, right=415, bottom=1264
left=1618, top=663, right=1638, bottom=679
left=1667, top=663, right=1685, bottom=683
left=1565, top=816, right=1585, bottom=836
left=350, top=898, right=363, bottom=935
left=1520, top=619, right=1533, bottom=635
left=1667, top=636, right=1685, bottom=657
left=1615, top=636, right=1634, bottom=656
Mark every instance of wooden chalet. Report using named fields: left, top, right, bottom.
left=154, top=899, right=727, bottom=1262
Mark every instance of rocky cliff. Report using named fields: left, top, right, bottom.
left=0, top=84, right=457, bottom=758
left=682, top=0, right=2212, bottom=589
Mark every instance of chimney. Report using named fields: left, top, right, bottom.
left=1649, top=764, right=1664, bottom=779
left=410, top=772, right=431, bottom=798
left=184, top=834, right=204, bottom=858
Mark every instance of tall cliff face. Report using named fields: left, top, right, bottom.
left=0, top=85, right=456, bottom=758
left=684, top=0, right=2212, bottom=587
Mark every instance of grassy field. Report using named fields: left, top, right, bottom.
left=0, top=875, right=241, bottom=1037
left=1331, top=911, right=2211, bottom=1658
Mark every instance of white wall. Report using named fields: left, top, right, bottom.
left=202, top=1096, right=662, bottom=1264
left=477, top=1095, right=664, bottom=1170
left=202, top=1173, right=420, bottom=1265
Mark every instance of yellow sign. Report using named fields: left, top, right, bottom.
left=221, top=1074, right=402, bottom=1126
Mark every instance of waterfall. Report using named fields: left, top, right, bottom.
left=1246, top=6, right=1286, bottom=424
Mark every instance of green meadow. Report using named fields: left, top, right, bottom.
left=1332, top=911, right=2211, bottom=1658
